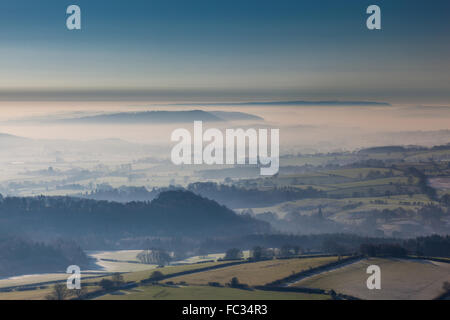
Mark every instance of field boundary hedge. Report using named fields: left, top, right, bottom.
left=265, top=255, right=363, bottom=286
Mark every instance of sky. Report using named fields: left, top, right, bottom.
left=0, top=0, right=449, bottom=103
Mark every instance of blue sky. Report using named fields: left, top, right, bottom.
left=0, top=0, right=449, bottom=102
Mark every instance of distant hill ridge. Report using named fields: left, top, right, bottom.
left=58, top=110, right=263, bottom=124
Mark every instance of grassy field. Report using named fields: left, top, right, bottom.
left=164, top=256, right=340, bottom=286
left=0, top=273, right=70, bottom=289
left=0, top=287, right=55, bottom=300
left=97, top=284, right=330, bottom=300
left=326, top=176, right=410, bottom=189
left=0, top=272, right=109, bottom=289
left=235, top=158, right=446, bottom=206
left=0, top=285, right=102, bottom=300
left=251, top=193, right=434, bottom=218
left=81, top=260, right=232, bottom=285
left=322, top=168, right=402, bottom=179
left=292, top=258, right=450, bottom=300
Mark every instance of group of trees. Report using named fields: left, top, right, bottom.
left=227, top=277, right=249, bottom=289
left=403, top=234, right=450, bottom=257
left=250, top=246, right=275, bottom=260
left=46, top=283, right=87, bottom=300
left=147, top=270, right=165, bottom=282
left=223, top=244, right=304, bottom=262
left=99, top=273, right=125, bottom=291
left=81, top=185, right=159, bottom=203
left=407, top=167, right=437, bottom=200
left=201, top=234, right=450, bottom=259
left=137, top=249, right=172, bottom=266
left=48, top=272, right=127, bottom=299
left=365, top=170, right=395, bottom=180
left=224, top=248, right=243, bottom=260
left=360, top=243, right=408, bottom=257
left=357, top=235, right=450, bottom=257
left=441, top=194, right=450, bottom=207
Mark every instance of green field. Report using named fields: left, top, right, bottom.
left=251, top=193, right=434, bottom=219
left=97, top=285, right=330, bottom=300
left=81, top=260, right=232, bottom=285
left=0, top=285, right=102, bottom=300
left=237, top=164, right=426, bottom=202
left=165, top=256, right=340, bottom=286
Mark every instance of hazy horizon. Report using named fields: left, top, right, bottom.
left=1, top=0, right=449, bottom=104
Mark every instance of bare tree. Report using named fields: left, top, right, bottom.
left=111, top=273, right=124, bottom=287
left=73, top=287, right=88, bottom=299
left=46, top=283, right=70, bottom=300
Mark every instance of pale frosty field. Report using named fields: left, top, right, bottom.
left=173, top=251, right=250, bottom=264
left=0, top=250, right=152, bottom=288
left=86, top=250, right=157, bottom=273
left=293, top=258, right=450, bottom=300
left=87, top=250, right=143, bottom=262
left=0, top=250, right=236, bottom=289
